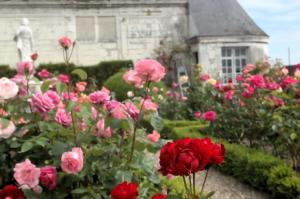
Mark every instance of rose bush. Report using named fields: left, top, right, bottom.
left=0, top=36, right=224, bottom=198
left=188, top=62, right=300, bottom=170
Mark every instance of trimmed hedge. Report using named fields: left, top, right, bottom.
left=0, top=65, right=17, bottom=78
left=167, top=121, right=300, bottom=199
left=0, top=60, right=133, bottom=87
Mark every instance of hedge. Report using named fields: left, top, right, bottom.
left=166, top=121, right=300, bottom=199
left=0, top=60, right=133, bottom=87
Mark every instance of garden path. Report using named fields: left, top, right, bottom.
left=195, top=169, right=271, bottom=199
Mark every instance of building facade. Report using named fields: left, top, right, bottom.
left=0, top=0, right=268, bottom=82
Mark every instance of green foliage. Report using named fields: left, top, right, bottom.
left=104, top=70, right=133, bottom=101
left=0, top=65, right=17, bottom=78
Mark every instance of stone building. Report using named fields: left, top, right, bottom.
left=0, top=0, right=268, bottom=83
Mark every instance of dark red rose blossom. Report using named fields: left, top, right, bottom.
left=111, top=181, right=138, bottom=199
left=151, top=193, right=167, bottom=199
left=0, top=185, right=25, bottom=199
left=31, top=53, right=38, bottom=61
left=159, top=138, right=225, bottom=176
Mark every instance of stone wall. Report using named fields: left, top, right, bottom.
left=0, top=1, right=188, bottom=67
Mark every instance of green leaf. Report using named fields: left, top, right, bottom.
left=150, top=113, right=164, bottom=132
left=290, top=133, right=297, bottom=141
left=51, top=141, right=69, bottom=157
left=0, top=118, right=10, bottom=128
left=71, top=69, right=87, bottom=80
left=56, top=82, right=67, bottom=94
left=41, top=80, right=52, bottom=93
left=115, top=171, right=133, bottom=182
left=20, top=141, right=34, bottom=153
left=71, top=188, right=89, bottom=194
left=35, top=137, right=49, bottom=147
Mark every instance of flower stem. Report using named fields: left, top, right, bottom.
left=128, top=80, right=150, bottom=163
left=182, top=176, right=189, bottom=198
left=193, top=173, right=196, bottom=195
left=200, top=169, right=209, bottom=194
left=189, top=175, right=193, bottom=195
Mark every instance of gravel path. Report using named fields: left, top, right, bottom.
left=195, top=169, right=271, bottom=199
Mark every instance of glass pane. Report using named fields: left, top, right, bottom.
left=222, top=60, right=226, bottom=67
left=226, top=49, right=231, bottom=57
left=76, top=16, right=95, bottom=41
left=235, top=48, right=240, bottom=56
left=236, top=67, right=241, bottom=73
left=222, top=48, right=226, bottom=57
left=236, top=59, right=240, bottom=67
left=227, top=60, right=232, bottom=67
left=98, top=17, right=116, bottom=42
left=241, top=48, right=246, bottom=55
left=222, top=67, right=227, bottom=73
left=242, top=59, right=246, bottom=67
left=228, top=68, right=232, bottom=73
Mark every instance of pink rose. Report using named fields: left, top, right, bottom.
left=39, top=166, right=58, bottom=190
left=17, top=61, right=35, bottom=76
left=249, top=75, right=265, bottom=89
left=76, top=82, right=87, bottom=92
left=141, top=99, right=158, bottom=112
left=242, top=87, right=255, bottom=98
left=14, top=159, right=41, bottom=189
left=199, top=74, right=210, bottom=81
left=45, top=90, right=60, bottom=105
left=203, top=111, right=217, bottom=121
left=194, top=112, right=202, bottom=119
left=55, top=108, right=72, bottom=127
left=94, top=119, right=112, bottom=138
left=172, top=82, right=178, bottom=88
left=236, top=75, right=244, bottom=82
left=152, top=86, right=159, bottom=93
left=134, top=59, right=166, bottom=82
left=147, top=131, right=160, bottom=143
left=30, top=93, right=56, bottom=114
left=0, top=121, right=16, bottom=139
left=243, top=64, right=256, bottom=74
left=0, top=78, right=19, bottom=100
left=63, top=92, right=78, bottom=102
left=91, top=107, right=98, bottom=120
left=38, top=69, right=51, bottom=79
left=266, top=82, right=279, bottom=91
left=58, top=74, right=70, bottom=83
left=224, top=90, right=234, bottom=101
left=123, top=69, right=144, bottom=88
left=105, top=101, right=127, bottom=119
left=89, top=87, right=110, bottom=104
left=124, top=102, right=140, bottom=121
left=61, top=147, right=84, bottom=174
left=281, top=76, right=298, bottom=88
left=58, top=36, right=73, bottom=49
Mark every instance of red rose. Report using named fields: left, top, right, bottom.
left=39, top=166, right=58, bottom=190
left=203, top=111, right=217, bottom=122
left=111, top=181, right=138, bottom=199
left=0, top=185, right=25, bottom=199
left=152, top=193, right=167, bottom=199
left=31, top=53, right=38, bottom=61
left=159, top=138, right=213, bottom=176
left=159, top=138, right=225, bottom=176
left=210, top=144, right=225, bottom=165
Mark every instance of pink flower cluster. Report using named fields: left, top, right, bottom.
left=123, top=59, right=166, bottom=88
left=194, top=111, right=217, bottom=122
left=31, top=91, right=60, bottom=114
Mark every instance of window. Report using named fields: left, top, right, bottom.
left=221, top=47, right=248, bottom=83
left=98, top=17, right=116, bottom=42
left=76, top=17, right=95, bottom=41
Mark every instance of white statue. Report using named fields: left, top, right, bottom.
left=14, top=18, right=34, bottom=62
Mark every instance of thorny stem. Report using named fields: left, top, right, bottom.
left=182, top=176, right=189, bottom=199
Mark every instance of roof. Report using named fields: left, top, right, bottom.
left=189, top=0, right=269, bottom=38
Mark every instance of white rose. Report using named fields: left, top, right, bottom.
left=0, top=121, right=16, bottom=139
left=127, top=91, right=134, bottom=98
left=0, top=77, right=19, bottom=100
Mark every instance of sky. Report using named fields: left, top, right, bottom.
left=238, top=0, right=300, bottom=65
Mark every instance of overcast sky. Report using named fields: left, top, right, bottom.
left=238, top=0, right=300, bottom=65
